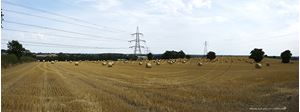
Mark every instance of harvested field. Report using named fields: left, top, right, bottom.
left=1, top=57, right=299, bottom=112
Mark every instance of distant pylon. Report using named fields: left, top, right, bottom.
left=129, top=26, right=146, bottom=56
left=145, top=47, right=150, bottom=54
left=204, top=41, right=207, bottom=56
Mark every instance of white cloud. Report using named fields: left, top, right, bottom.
left=146, top=0, right=211, bottom=15
left=183, top=15, right=229, bottom=24
left=277, top=0, right=299, bottom=16
left=72, top=0, right=121, bottom=11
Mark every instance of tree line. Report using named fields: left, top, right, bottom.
left=1, top=40, right=35, bottom=68
left=1, top=40, right=295, bottom=68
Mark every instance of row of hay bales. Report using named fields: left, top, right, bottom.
left=199, top=57, right=253, bottom=63
left=44, top=58, right=271, bottom=69
left=97, top=59, right=204, bottom=68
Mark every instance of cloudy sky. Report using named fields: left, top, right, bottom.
left=1, top=0, right=299, bottom=56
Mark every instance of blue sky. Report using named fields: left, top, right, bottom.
left=1, top=0, right=299, bottom=56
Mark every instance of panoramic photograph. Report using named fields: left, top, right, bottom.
left=1, top=0, right=299, bottom=112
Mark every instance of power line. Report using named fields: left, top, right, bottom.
left=2, top=9, right=127, bottom=34
left=2, top=39, right=128, bottom=49
left=5, top=20, right=128, bottom=41
left=2, top=1, right=130, bottom=33
left=3, top=28, right=119, bottom=42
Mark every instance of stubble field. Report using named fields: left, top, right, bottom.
left=1, top=57, right=299, bottom=112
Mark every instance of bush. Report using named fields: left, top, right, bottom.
left=186, top=55, right=191, bottom=59
left=20, top=56, right=36, bottom=63
left=1, top=54, right=18, bottom=68
left=1, top=55, right=36, bottom=68
left=281, top=50, right=292, bottom=63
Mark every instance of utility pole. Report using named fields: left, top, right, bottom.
left=204, top=41, right=208, bottom=57
left=129, top=26, right=146, bottom=56
left=1, top=9, right=4, bottom=28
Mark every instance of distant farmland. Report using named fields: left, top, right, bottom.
left=1, top=57, right=298, bottom=112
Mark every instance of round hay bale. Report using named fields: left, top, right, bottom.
left=69, top=61, right=72, bottom=63
left=255, top=63, right=262, bottom=69
left=102, top=62, right=107, bottom=65
left=182, top=60, right=186, bottom=63
left=172, top=60, right=176, bottom=63
left=198, top=62, right=203, bottom=66
left=139, top=62, right=143, bottom=65
left=42, top=60, right=45, bottom=62
left=108, top=62, right=113, bottom=67
left=75, top=62, right=79, bottom=66
left=146, top=63, right=152, bottom=68
left=51, top=61, right=55, bottom=64
left=266, top=63, right=270, bottom=66
left=156, top=62, right=160, bottom=65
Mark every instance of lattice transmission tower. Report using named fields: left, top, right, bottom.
left=204, top=41, right=208, bottom=56
left=129, top=26, right=146, bottom=56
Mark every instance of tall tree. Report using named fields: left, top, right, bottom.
left=249, top=48, right=265, bottom=62
left=178, top=50, right=186, bottom=58
left=147, top=53, right=154, bottom=60
left=281, top=50, right=292, bottom=63
left=7, top=40, right=25, bottom=60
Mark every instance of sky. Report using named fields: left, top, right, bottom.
left=1, top=0, right=299, bottom=56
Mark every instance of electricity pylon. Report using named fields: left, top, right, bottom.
left=204, top=41, right=208, bottom=56
left=129, top=26, right=146, bottom=56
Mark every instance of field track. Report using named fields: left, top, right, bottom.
left=2, top=57, right=299, bottom=112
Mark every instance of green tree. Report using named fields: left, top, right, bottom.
left=249, top=48, right=265, bottom=62
left=161, top=50, right=187, bottom=59
left=280, top=50, right=292, bottom=63
left=147, top=53, right=154, bottom=60
left=7, top=40, right=25, bottom=60
left=178, top=50, right=186, bottom=58
left=161, top=51, right=172, bottom=59
left=207, top=51, right=216, bottom=60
